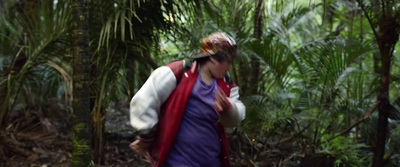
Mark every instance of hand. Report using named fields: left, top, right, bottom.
left=129, top=139, right=152, bottom=155
left=215, top=89, right=232, bottom=113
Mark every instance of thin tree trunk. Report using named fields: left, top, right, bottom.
left=254, top=0, right=263, bottom=40
left=356, top=0, right=399, bottom=165
left=127, top=57, right=136, bottom=97
left=372, top=17, right=399, bottom=167
left=72, top=0, right=92, bottom=166
left=93, top=115, right=105, bottom=165
left=245, top=0, right=264, bottom=96
left=348, top=0, right=354, bottom=38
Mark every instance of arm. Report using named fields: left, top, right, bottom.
left=219, top=86, right=246, bottom=127
left=129, top=66, right=177, bottom=140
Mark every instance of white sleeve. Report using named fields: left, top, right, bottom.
left=129, top=66, right=177, bottom=134
left=220, top=86, right=246, bottom=127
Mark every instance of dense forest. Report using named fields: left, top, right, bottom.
left=1, top=0, right=400, bottom=166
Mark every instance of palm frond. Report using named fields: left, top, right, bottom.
left=0, top=1, right=73, bottom=126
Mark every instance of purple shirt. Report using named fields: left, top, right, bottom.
left=164, top=74, right=221, bottom=167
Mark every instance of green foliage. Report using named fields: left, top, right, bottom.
left=320, top=135, right=369, bottom=167
left=1, top=0, right=400, bottom=166
left=184, top=0, right=398, bottom=166
left=386, top=121, right=400, bottom=167
left=0, top=0, right=73, bottom=126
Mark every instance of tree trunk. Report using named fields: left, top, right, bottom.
left=245, top=0, right=264, bottom=96
left=372, top=17, right=399, bottom=167
left=93, top=115, right=105, bottom=165
left=72, top=0, right=92, bottom=166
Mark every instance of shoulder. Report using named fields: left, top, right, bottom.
left=166, top=59, right=192, bottom=78
left=166, top=60, right=184, bottom=70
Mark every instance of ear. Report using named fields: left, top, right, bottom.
left=209, top=56, right=217, bottom=64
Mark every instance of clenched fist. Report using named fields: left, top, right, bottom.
left=215, top=89, right=232, bottom=113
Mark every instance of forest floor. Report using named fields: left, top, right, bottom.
left=0, top=100, right=149, bottom=167
left=0, top=99, right=335, bottom=167
left=1, top=135, right=147, bottom=167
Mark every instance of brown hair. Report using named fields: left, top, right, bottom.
left=195, top=32, right=237, bottom=64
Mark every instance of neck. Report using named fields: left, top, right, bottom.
left=199, top=63, right=213, bottom=84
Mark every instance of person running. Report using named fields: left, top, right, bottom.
left=129, top=32, right=246, bottom=167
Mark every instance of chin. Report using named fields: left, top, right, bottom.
left=212, top=73, right=226, bottom=79
left=212, top=75, right=223, bottom=79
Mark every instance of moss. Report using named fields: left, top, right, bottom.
left=71, top=123, right=92, bottom=166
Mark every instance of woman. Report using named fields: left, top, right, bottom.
left=129, top=32, right=246, bottom=167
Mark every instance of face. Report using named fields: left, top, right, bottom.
left=209, top=57, right=232, bottom=79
